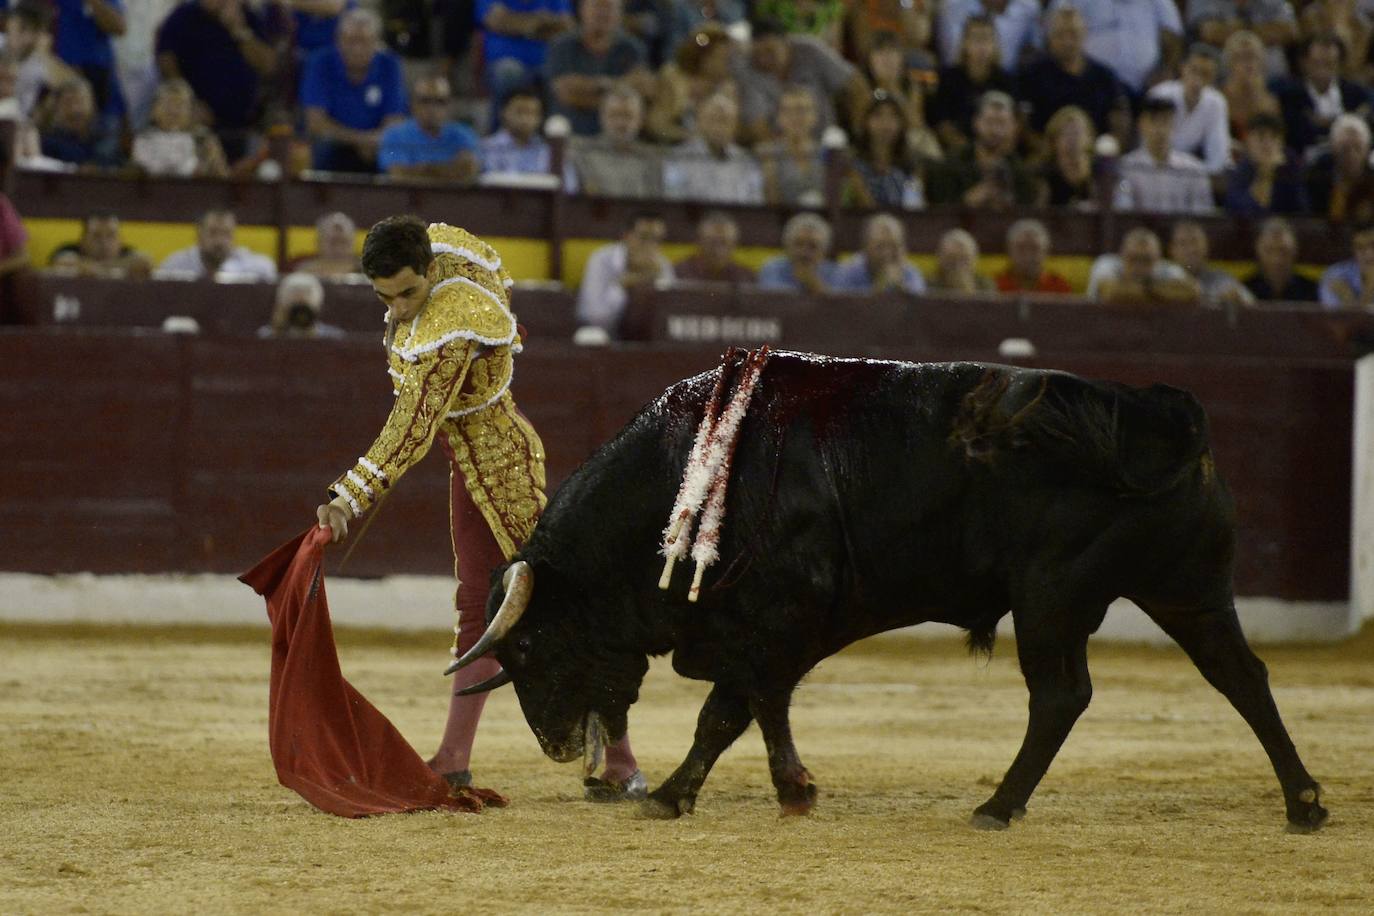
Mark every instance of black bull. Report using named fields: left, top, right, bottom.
left=452, top=352, right=1328, bottom=831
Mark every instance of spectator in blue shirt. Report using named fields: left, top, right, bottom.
left=545, top=0, right=653, bottom=136
left=758, top=212, right=841, bottom=293
left=51, top=0, right=127, bottom=119
left=379, top=74, right=479, bottom=181
left=39, top=77, right=124, bottom=168
left=480, top=89, right=553, bottom=174
left=301, top=8, right=408, bottom=172
left=156, top=0, right=279, bottom=161
left=1319, top=223, right=1374, bottom=309
left=479, top=0, right=574, bottom=103
left=832, top=213, right=926, bottom=294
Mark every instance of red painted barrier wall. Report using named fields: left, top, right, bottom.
left=0, top=328, right=1353, bottom=600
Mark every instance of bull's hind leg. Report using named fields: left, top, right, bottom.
left=749, top=688, right=817, bottom=816
left=1142, top=602, right=1327, bottom=832
left=641, top=686, right=752, bottom=819
left=972, top=623, right=1094, bottom=829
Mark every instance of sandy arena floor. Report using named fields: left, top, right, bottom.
left=1, top=621, right=1371, bottom=915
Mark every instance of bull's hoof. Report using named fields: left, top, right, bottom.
left=778, top=780, right=818, bottom=817
left=970, top=799, right=1019, bottom=830
left=1285, top=785, right=1329, bottom=833
left=970, top=812, right=1011, bottom=831
left=639, top=791, right=693, bottom=819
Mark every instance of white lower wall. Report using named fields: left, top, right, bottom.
left=0, top=573, right=1358, bottom=645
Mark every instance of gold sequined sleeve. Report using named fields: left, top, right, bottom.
left=329, top=340, right=475, bottom=517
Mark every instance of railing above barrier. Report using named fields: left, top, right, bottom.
left=14, top=275, right=1374, bottom=363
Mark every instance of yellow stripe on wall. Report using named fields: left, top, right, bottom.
left=21, top=218, right=1268, bottom=297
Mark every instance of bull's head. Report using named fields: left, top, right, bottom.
left=444, top=560, right=647, bottom=764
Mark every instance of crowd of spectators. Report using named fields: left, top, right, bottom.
left=9, top=0, right=1374, bottom=330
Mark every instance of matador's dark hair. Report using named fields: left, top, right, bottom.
left=361, top=215, right=433, bottom=279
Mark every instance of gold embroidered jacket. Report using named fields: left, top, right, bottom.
left=329, top=224, right=546, bottom=559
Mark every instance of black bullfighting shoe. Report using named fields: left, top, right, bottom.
left=583, top=769, right=648, bottom=802
left=441, top=770, right=472, bottom=791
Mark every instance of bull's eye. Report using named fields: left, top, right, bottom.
left=515, top=635, right=533, bottom=654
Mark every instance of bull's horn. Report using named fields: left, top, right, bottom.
left=454, top=668, right=513, bottom=696
left=443, top=561, right=534, bottom=676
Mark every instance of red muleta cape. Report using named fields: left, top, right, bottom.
left=239, top=527, right=507, bottom=817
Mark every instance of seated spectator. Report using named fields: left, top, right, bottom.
left=844, top=33, right=941, bottom=164
left=1304, top=113, right=1374, bottom=223
left=1319, top=221, right=1374, bottom=309
left=39, top=78, right=123, bottom=168
left=290, top=0, right=356, bottom=58
left=1223, top=112, right=1308, bottom=215
left=1112, top=97, right=1215, bottom=214
left=259, top=272, right=347, bottom=338
left=674, top=211, right=756, bottom=283
left=1147, top=43, right=1232, bottom=174
left=733, top=17, right=859, bottom=144
left=938, top=0, right=1042, bottom=73
left=926, top=90, right=1039, bottom=209
left=478, top=0, right=574, bottom=106
left=0, top=52, right=46, bottom=165
left=156, top=0, right=279, bottom=162
left=926, top=228, right=993, bottom=293
left=757, top=211, right=840, bottom=292
left=1040, top=105, right=1098, bottom=209
left=1052, top=0, right=1184, bottom=98
left=663, top=0, right=747, bottom=60
left=545, top=0, right=653, bottom=137
left=565, top=86, right=662, bottom=197
left=378, top=75, right=478, bottom=182
left=48, top=211, right=151, bottom=279
left=832, top=213, right=926, bottom=294
left=0, top=184, right=29, bottom=280
left=480, top=89, right=552, bottom=175
left=50, top=0, right=127, bottom=119
left=1189, top=0, right=1297, bottom=58
left=995, top=219, right=1072, bottom=294
left=1301, top=0, right=1372, bottom=83
left=1220, top=30, right=1281, bottom=140
left=1087, top=227, right=1200, bottom=305
left=1016, top=6, right=1128, bottom=141
left=1270, top=33, right=1371, bottom=159
left=845, top=0, right=931, bottom=64
left=1168, top=220, right=1255, bottom=306
left=645, top=23, right=735, bottom=145
left=301, top=9, right=408, bottom=173
left=156, top=209, right=278, bottom=282
left=1243, top=216, right=1319, bottom=302
left=754, top=0, right=847, bottom=50
left=757, top=84, right=826, bottom=206
left=290, top=211, right=362, bottom=279
left=131, top=78, right=229, bottom=178
left=6, top=1, right=80, bottom=118
left=663, top=93, right=763, bottom=203
left=575, top=211, right=673, bottom=335
left=841, top=90, right=924, bottom=209
left=928, top=16, right=1013, bottom=152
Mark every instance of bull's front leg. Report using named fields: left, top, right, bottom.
left=641, top=685, right=752, bottom=819
left=749, top=689, right=817, bottom=816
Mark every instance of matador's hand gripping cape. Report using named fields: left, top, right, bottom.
left=328, top=224, right=547, bottom=559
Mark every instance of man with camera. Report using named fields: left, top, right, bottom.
left=259, top=272, right=346, bottom=339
